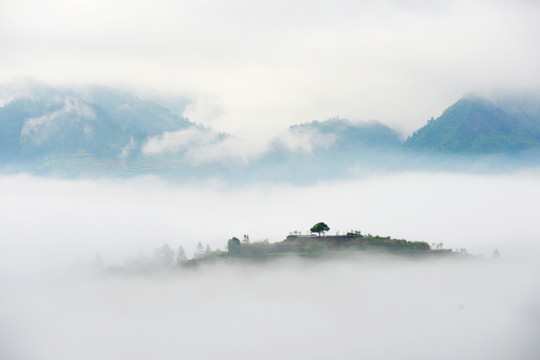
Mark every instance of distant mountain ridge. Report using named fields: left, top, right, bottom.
left=291, top=117, right=402, bottom=149
left=1, top=82, right=539, bottom=180
left=404, top=96, right=540, bottom=154
left=0, top=84, right=192, bottom=167
left=244, top=118, right=404, bottom=182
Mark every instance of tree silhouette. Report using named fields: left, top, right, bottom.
left=227, top=237, right=241, bottom=254
left=310, top=222, right=330, bottom=236
left=194, top=242, right=205, bottom=259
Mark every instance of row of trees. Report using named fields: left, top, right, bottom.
left=112, top=221, right=465, bottom=271
left=125, top=242, right=213, bottom=269
left=121, top=222, right=332, bottom=270
left=156, top=223, right=331, bottom=265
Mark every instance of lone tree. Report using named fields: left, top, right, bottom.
left=310, top=222, right=330, bottom=236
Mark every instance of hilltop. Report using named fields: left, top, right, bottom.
left=118, top=230, right=467, bottom=273
left=192, top=233, right=466, bottom=264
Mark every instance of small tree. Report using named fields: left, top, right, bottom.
left=310, top=222, right=330, bottom=236
left=227, top=237, right=241, bottom=254
left=194, top=242, right=205, bottom=259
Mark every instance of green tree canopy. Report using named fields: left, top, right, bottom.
left=227, top=237, right=242, bottom=253
left=310, top=222, right=330, bottom=236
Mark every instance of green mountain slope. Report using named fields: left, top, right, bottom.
left=2, top=83, right=540, bottom=180
left=404, top=97, right=540, bottom=153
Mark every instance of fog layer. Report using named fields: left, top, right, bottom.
left=1, top=257, right=539, bottom=360
left=1, top=172, right=539, bottom=359
left=1, top=171, right=539, bottom=271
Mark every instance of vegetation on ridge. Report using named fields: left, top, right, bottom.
left=404, top=96, right=540, bottom=154
left=107, top=223, right=470, bottom=273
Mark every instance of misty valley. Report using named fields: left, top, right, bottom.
left=3, top=0, right=540, bottom=358
left=1, top=80, right=540, bottom=360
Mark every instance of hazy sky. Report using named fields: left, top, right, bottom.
left=1, top=0, right=540, bottom=140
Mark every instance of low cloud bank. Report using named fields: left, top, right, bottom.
left=1, top=171, right=539, bottom=273
left=141, top=125, right=339, bottom=165
left=142, top=127, right=265, bottom=165
left=1, top=257, right=539, bottom=360
left=272, top=126, right=337, bottom=154
left=0, top=171, right=539, bottom=359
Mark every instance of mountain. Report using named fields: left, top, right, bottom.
left=404, top=96, right=540, bottom=154
left=245, top=118, right=403, bottom=181
left=2, top=82, right=540, bottom=181
left=0, top=83, right=192, bottom=172
left=0, top=97, right=127, bottom=160
left=81, top=86, right=191, bottom=136
left=295, top=117, right=402, bottom=150
left=266, top=117, right=402, bottom=160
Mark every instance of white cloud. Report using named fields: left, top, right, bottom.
left=142, top=127, right=220, bottom=155
left=0, top=172, right=539, bottom=360
left=142, top=127, right=264, bottom=165
left=273, top=127, right=337, bottom=154
left=119, top=137, right=136, bottom=159
left=0, top=80, right=33, bottom=107
left=1, top=0, right=539, bottom=142
left=142, top=124, right=338, bottom=165
left=20, top=97, right=95, bottom=144
left=2, top=257, right=539, bottom=360
left=185, top=136, right=264, bottom=165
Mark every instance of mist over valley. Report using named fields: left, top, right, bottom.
left=2, top=0, right=540, bottom=358
left=1, top=82, right=539, bottom=360
left=1, top=172, right=540, bottom=359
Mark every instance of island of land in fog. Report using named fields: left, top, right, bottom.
left=2, top=2, right=540, bottom=360
left=110, top=223, right=475, bottom=274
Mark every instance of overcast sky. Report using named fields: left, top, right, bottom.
left=1, top=0, right=540, bottom=140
